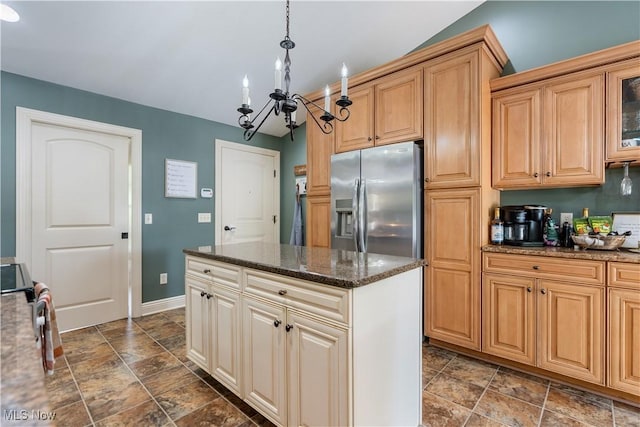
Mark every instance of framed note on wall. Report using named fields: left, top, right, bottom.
left=165, top=159, right=197, bottom=198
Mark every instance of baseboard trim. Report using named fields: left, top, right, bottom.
left=141, top=294, right=185, bottom=316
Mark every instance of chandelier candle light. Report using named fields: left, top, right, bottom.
left=237, top=0, right=352, bottom=141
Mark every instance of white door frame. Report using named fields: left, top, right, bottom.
left=15, top=107, right=143, bottom=318
left=214, top=139, right=280, bottom=245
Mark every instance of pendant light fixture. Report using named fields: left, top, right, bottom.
left=237, top=0, right=352, bottom=141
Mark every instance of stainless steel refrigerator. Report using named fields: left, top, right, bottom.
left=330, top=141, right=423, bottom=258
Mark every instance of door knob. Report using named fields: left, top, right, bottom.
left=224, top=225, right=236, bottom=231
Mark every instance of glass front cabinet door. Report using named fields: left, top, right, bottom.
left=607, top=58, right=640, bottom=162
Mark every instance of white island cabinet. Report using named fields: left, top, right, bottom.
left=184, top=243, right=424, bottom=427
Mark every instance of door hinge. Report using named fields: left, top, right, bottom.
left=273, top=215, right=277, bottom=224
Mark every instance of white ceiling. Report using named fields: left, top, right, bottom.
left=1, top=1, right=484, bottom=137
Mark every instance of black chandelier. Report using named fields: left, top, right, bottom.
left=237, top=0, right=352, bottom=141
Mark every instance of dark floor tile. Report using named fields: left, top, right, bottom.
left=69, top=351, right=125, bottom=381
left=128, top=351, right=181, bottom=379
left=540, top=409, right=591, bottom=427
left=423, top=344, right=457, bottom=371
left=163, top=307, right=186, bottom=324
left=64, top=341, right=115, bottom=366
left=156, top=378, right=219, bottom=420
left=94, top=399, right=172, bottom=427
left=250, top=412, right=277, bottom=427
left=422, top=390, right=471, bottom=427
left=545, top=385, right=614, bottom=426
left=144, top=320, right=185, bottom=341
left=426, top=372, right=485, bottom=409
left=613, top=400, right=640, bottom=427
left=109, top=333, right=164, bottom=364
left=442, top=355, right=498, bottom=388
left=474, top=389, right=541, bottom=427
left=158, top=333, right=189, bottom=363
left=423, top=366, right=439, bottom=388
left=84, top=380, right=151, bottom=422
left=174, top=397, right=249, bottom=427
left=45, top=367, right=82, bottom=411
left=464, top=413, right=506, bottom=427
left=141, top=364, right=201, bottom=396
left=99, top=319, right=143, bottom=341
left=489, top=367, right=549, bottom=406
left=133, top=313, right=171, bottom=329
left=52, top=400, right=92, bottom=427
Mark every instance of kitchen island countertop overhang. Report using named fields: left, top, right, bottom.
left=183, top=242, right=426, bottom=288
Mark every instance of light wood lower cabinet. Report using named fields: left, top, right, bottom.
left=306, top=195, right=331, bottom=248
left=482, top=253, right=605, bottom=385
left=607, top=262, right=640, bottom=396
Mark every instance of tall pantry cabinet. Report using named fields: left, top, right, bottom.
left=423, top=39, right=506, bottom=350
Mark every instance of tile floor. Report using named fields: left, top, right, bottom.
left=45, top=308, right=639, bottom=427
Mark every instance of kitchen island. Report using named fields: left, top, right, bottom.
left=184, top=243, right=425, bottom=427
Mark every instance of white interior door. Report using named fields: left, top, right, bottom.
left=215, top=140, right=280, bottom=245
left=29, top=122, right=130, bottom=331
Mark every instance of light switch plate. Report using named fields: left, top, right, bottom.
left=198, top=212, right=211, bottom=223
left=160, top=273, right=167, bottom=285
left=144, top=213, right=153, bottom=224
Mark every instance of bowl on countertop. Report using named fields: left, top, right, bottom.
left=572, top=234, right=626, bottom=250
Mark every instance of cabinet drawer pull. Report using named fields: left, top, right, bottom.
left=273, top=320, right=281, bottom=328
left=532, top=265, right=539, bottom=270
left=203, top=269, right=211, bottom=274
left=285, top=324, right=294, bottom=332
left=527, top=287, right=532, bottom=293
left=540, top=288, right=546, bottom=295
left=278, top=289, right=288, bottom=296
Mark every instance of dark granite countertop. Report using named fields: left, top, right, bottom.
left=184, top=243, right=425, bottom=288
left=1, top=293, right=51, bottom=425
left=482, top=245, right=640, bottom=264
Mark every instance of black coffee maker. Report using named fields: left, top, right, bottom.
left=501, top=205, right=546, bottom=246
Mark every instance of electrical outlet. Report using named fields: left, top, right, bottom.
left=560, top=212, right=573, bottom=225
left=198, top=212, right=211, bottom=223
left=160, top=273, right=167, bottom=285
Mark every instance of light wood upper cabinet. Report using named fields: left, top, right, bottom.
left=492, top=71, right=604, bottom=189
left=606, top=58, right=640, bottom=163
left=306, top=103, right=334, bottom=196
left=335, top=67, right=422, bottom=153
left=543, top=73, right=604, bottom=186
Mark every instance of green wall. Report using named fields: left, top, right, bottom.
left=0, top=71, right=284, bottom=303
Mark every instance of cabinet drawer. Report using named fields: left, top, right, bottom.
left=185, top=256, right=241, bottom=290
left=483, top=253, right=604, bottom=285
left=608, top=262, right=640, bottom=290
left=244, top=269, right=350, bottom=324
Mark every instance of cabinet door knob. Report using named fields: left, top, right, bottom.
left=533, top=172, right=539, bottom=178
left=200, top=291, right=206, bottom=297
left=286, top=324, right=294, bottom=332
left=375, top=135, right=380, bottom=140
left=532, top=265, right=539, bottom=270
left=273, top=320, right=281, bottom=328
left=203, top=269, right=211, bottom=274
left=527, top=287, right=532, bottom=293
left=278, top=289, right=287, bottom=296
left=424, top=177, right=429, bottom=183
left=540, top=289, right=546, bottom=295
left=206, top=293, right=212, bottom=299
left=367, top=137, right=372, bottom=141
left=546, top=172, right=551, bottom=177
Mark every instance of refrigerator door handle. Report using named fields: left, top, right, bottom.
left=359, top=179, right=367, bottom=253
left=352, top=178, right=360, bottom=252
